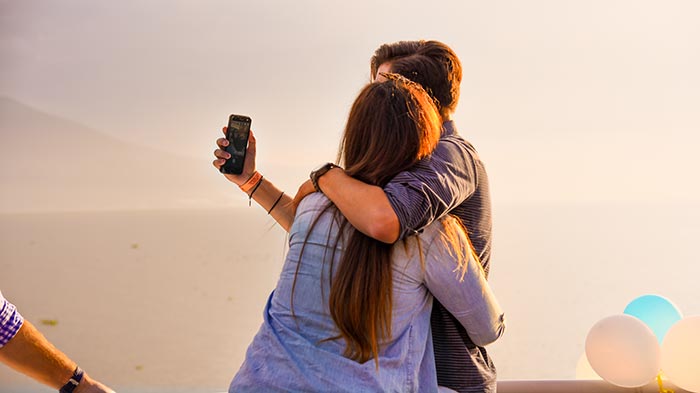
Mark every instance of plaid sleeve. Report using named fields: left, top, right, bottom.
left=1, top=292, right=25, bottom=347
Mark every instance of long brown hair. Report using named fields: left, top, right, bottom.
left=294, top=75, right=441, bottom=367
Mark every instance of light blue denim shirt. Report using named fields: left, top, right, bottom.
left=230, top=193, right=504, bottom=393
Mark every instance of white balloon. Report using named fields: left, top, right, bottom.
left=585, top=314, right=660, bottom=388
left=575, top=352, right=602, bottom=380
left=661, top=316, right=700, bottom=393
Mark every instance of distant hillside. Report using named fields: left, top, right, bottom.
left=0, top=97, right=232, bottom=212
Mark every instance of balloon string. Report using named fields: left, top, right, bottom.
left=657, top=372, right=674, bottom=393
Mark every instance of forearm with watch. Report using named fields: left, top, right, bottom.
left=312, top=163, right=400, bottom=244
left=238, top=172, right=295, bottom=232
left=0, top=320, right=113, bottom=393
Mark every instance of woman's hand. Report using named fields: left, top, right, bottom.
left=213, top=127, right=257, bottom=186
left=293, top=179, right=316, bottom=208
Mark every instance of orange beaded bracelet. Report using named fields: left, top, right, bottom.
left=239, top=171, right=263, bottom=194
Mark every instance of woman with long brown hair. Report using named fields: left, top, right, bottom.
left=228, top=75, right=504, bottom=392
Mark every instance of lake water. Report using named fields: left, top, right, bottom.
left=1, top=202, right=698, bottom=391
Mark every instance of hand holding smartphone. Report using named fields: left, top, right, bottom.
left=220, top=114, right=252, bottom=175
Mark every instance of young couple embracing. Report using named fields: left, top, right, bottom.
left=213, top=40, right=505, bottom=393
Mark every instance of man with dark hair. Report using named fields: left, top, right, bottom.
left=371, top=41, right=462, bottom=120
left=213, top=40, right=500, bottom=392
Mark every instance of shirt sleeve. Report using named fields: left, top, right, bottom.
left=421, top=221, right=505, bottom=346
left=384, top=136, right=478, bottom=240
left=0, top=291, right=25, bottom=347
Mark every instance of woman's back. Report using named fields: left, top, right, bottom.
left=229, top=193, right=502, bottom=392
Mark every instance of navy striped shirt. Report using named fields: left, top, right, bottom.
left=384, top=121, right=495, bottom=392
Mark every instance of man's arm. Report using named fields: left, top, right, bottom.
left=311, top=169, right=400, bottom=244
left=296, top=136, right=477, bottom=243
left=0, top=295, right=114, bottom=392
left=422, top=221, right=505, bottom=346
left=383, top=137, right=477, bottom=239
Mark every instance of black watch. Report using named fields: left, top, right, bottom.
left=59, top=367, right=84, bottom=393
left=310, top=163, right=339, bottom=193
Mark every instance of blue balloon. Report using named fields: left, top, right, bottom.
left=623, top=294, right=682, bottom=344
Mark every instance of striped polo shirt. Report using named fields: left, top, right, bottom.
left=385, top=121, right=495, bottom=393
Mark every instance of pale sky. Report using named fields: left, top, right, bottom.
left=2, top=0, right=699, bottom=204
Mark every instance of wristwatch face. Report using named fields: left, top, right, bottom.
left=310, top=163, right=337, bottom=192
left=311, top=163, right=335, bottom=179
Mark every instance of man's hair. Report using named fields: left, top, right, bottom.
left=370, top=40, right=462, bottom=119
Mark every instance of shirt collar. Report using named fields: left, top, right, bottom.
left=441, top=120, right=457, bottom=137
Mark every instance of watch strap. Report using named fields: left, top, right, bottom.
left=310, top=163, right=339, bottom=193
left=59, top=367, right=84, bottom=393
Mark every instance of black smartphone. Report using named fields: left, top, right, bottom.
left=220, top=114, right=252, bottom=175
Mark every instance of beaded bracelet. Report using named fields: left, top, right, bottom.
left=239, top=172, right=264, bottom=206
left=239, top=171, right=263, bottom=193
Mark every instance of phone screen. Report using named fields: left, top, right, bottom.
left=221, top=114, right=251, bottom=175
